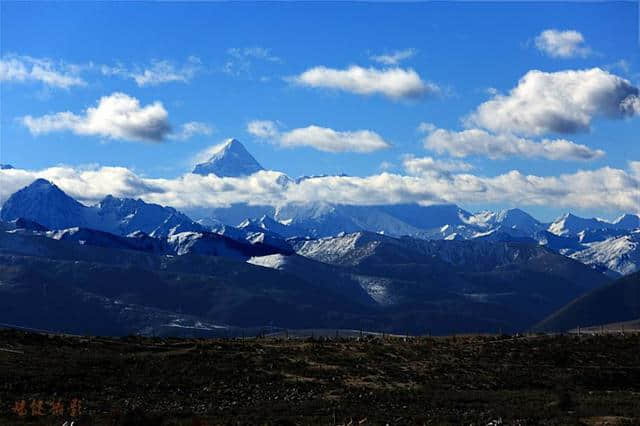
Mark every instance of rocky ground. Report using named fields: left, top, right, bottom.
left=1, top=329, right=640, bottom=425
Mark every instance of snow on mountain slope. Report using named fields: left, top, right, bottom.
left=192, top=138, right=264, bottom=177
left=188, top=204, right=276, bottom=229
left=247, top=253, right=289, bottom=270
left=167, top=231, right=248, bottom=258
left=240, top=215, right=308, bottom=239
left=47, top=227, right=168, bottom=254
left=493, top=208, right=545, bottom=235
left=548, top=213, right=613, bottom=237
left=292, top=232, right=377, bottom=264
left=245, top=251, right=379, bottom=306
left=275, top=202, right=432, bottom=238
left=535, top=230, right=585, bottom=255
left=211, top=219, right=293, bottom=253
left=575, top=228, right=629, bottom=244
left=238, top=217, right=294, bottom=249
left=0, top=218, right=49, bottom=233
left=0, top=179, right=204, bottom=238
left=167, top=230, right=289, bottom=259
left=571, top=232, right=640, bottom=276
left=350, top=275, right=396, bottom=305
left=274, top=203, right=363, bottom=237
left=292, top=230, right=599, bottom=277
left=460, top=208, right=542, bottom=238
left=0, top=179, right=92, bottom=229
left=95, top=194, right=204, bottom=237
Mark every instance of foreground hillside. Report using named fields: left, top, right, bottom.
left=535, top=271, right=640, bottom=332
left=2, top=329, right=640, bottom=425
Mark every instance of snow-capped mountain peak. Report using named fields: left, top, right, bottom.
left=548, top=213, right=609, bottom=236
left=494, top=208, right=542, bottom=233
left=0, top=178, right=90, bottom=230
left=192, top=138, right=264, bottom=177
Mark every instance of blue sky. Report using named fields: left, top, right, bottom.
left=1, top=1, right=639, bottom=221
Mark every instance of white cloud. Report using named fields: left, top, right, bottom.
left=228, top=47, right=280, bottom=62
left=622, top=95, right=640, bottom=115
left=468, top=68, right=640, bottom=135
left=291, top=65, right=439, bottom=100
left=370, top=48, right=417, bottom=65
left=246, top=120, right=280, bottom=139
left=535, top=29, right=592, bottom=58
left=169, top=122, right=214, bottom=141
left=630, top=161, right=640, bottom=179
left=279, top=126, right=390, bottom=153
left=606, top=59, right=631, bottom=74
left=1, top=163, right=638, bottom=214
left=379, top=161, right=395, bottom=171
left=101, top=57, right=201, bottom=87
left=403, top=155, right=474, bottom=175
left=417, top=122, right=436, bottom=133
left=422, top=126, right=605, bottom=161
left=247, top=120, right=390, bottom=153
left=21, top=92, right=171, bottom=142
left=0, top=55, right=86, bottom=88
left=223, top=47, right=280, bottom=76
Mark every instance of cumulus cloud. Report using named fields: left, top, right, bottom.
left=630, top=161, right=640, bottom=179
left=421, top=126, right=605, bottom=161
left=0, top=54, right=87, bottom=88
left=403, top=155, right=474, bottom=175
left=169, top=121, right=214, bottom=141
left=535, top=29, right=592, bottom=58
left=21, top=92, right=171, bottom=142
left=101, top=57, right=201, bottom=87
left=622, top=95, right=640, bottom=115
left=1, top=163, right=638, bottom=214
left=370, top=48, right=417, bottom=65
left=247, top=120, right=391, bottom=153
left=291, top=65, right=439, bottom=100
left=280, top=126, right=390, bottom=153
left=467, top=68, right=640, bottom=135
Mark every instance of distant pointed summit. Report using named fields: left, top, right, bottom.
left=192, top=138, right=264, bottom=177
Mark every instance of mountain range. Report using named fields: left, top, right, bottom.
left=1, top=138, right=639, bottom=335
left=192, top=141, right=640, bottom=276
left=0, top=179, right=205, bottom=237
left=0, top=216, right=610, bottom=335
